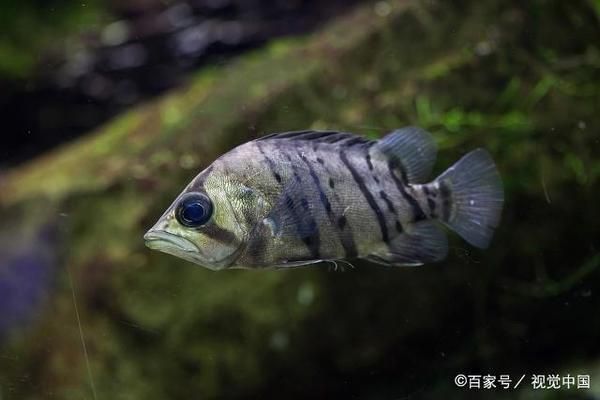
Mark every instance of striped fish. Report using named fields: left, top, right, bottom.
left=144, top=127, right=503, bottom=270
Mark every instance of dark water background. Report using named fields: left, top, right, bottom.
left=0, top=0, right=599, bottom=399
left=0, top=0, right=358, bottom=168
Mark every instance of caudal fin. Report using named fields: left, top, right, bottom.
left=435, top=149, right=504, bottom=248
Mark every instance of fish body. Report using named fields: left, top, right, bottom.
left=144, top=127, right=503, bottom=270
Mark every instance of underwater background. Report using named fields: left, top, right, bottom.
left=0, top=0, right=599, bottom=399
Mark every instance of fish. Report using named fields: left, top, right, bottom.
left=144, top=127, right=503, bottom=270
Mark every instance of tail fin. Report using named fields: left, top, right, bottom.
left=435, top=149, right=504, bottom=248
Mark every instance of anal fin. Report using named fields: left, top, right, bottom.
left=364, top=221, right=448, bottom=267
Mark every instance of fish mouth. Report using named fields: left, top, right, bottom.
left=144, top=230, right=200, bottom=254
left=143, top=229, right=232, bottom=270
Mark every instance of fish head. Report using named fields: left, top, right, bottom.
left=144, top=162, right=267, bottom=270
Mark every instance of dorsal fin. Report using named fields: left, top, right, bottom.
left=372, top=127, right=437, bottom=183
left=256, top=130, right=374, bottom=146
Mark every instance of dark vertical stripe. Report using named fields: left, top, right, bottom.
left=439, top=181, right=452, bottom=221
left=284, top=194, right=321, bottom=259
left=298, top=152, right=332, bottom=214
left=298, top=151, right=357, bottom=257
left=313, top=148, right=359, bottom=258
left=427, top=197, right=437, bottom=217
left=340, top=150, right=389, bottom=243
left=366, top=152, right=374, bottom=171
left=388, top=160, right=426, bottom=222
left=398, top=166, right=409, bottom=183
left=423, top=184, right=438, bottom=217
left=256, top=142, right=282, bottom=184
left=282, top=152, right=321, bottom=259
left=284, top=153, right=302, bottom=183
left=379, top=191, right=397, bottom=214
left=395, top=220, right=403, bottom=234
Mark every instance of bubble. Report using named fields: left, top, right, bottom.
left=270, top=331, right=289, bottom=350
left=179, top=154, right=197, bottom=170
left=175, top=23, right=212, bottom=56
left=475, top=41, right=493, bottom=56
left=164, top=3, right=193, bottom=28
left=61, top=50, right=95, bottom=80
left=102, top=21, right=129, bottom=47
left=297, top=282, right=315, bottom=306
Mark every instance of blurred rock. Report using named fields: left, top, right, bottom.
left=0, top=0, right=362, bottom=169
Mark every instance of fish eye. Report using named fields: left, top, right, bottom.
left=175, top=192, right=213, bottom=228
